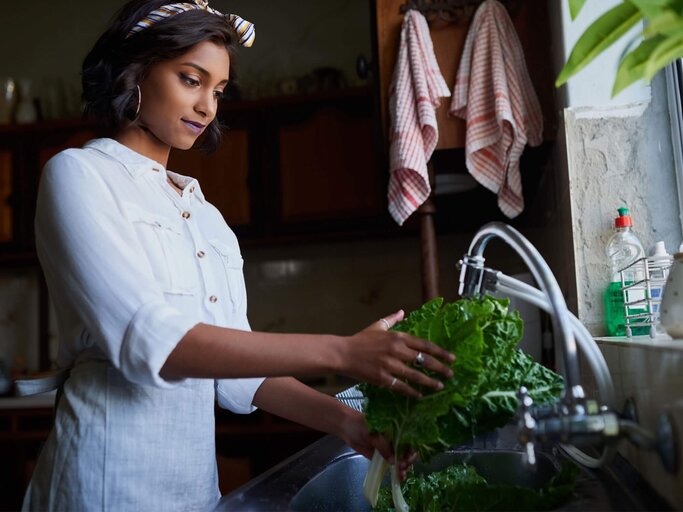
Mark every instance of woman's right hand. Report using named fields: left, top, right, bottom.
left=338, top=310, right=455, bottom=398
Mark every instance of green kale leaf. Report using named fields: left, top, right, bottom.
left=374, top=461, right=579, bottom=512
left=360, top=295, right=564, bottom=460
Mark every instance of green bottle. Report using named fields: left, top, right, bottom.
left=603, top=207, right=649, bottom=336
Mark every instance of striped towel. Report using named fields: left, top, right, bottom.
left=388, top=10, right=451, bottom=226
left=450, top=0, right=542, bottom=218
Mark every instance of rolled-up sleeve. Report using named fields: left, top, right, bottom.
left=215, top=315, right=265, bottom=413
left=35, top=151, right=201, bottom=388
left=215, top=377, right=265, bottom=414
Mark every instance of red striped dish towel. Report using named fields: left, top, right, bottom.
left=450, top=0, right=543, bottom=218
left=388, top=10, right=451, bottom=226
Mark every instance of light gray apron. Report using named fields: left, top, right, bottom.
left=19, top=361, right=220, bottom=511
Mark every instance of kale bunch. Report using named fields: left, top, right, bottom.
left=360, top=296, right=564, bottom=510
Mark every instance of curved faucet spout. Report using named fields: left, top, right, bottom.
left=459, top=222, right=585, bottom=409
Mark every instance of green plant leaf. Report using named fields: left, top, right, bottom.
left=569, top=0, right=587, bottom=20
left=644, top=9, right=683, bottom=37
left=556, top=2, right=643, bottom=87
left=612, top=35, right=666, bottom=95
left=644, top=31, right=683, bottom=80
left=628, top=0, right=672, bottom=19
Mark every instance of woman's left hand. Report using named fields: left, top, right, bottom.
left=339, top=409, right=417, bottom=481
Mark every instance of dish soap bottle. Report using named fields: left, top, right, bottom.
left=604, top=207, right=648, bottom=336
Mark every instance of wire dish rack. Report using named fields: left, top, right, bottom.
left=620, top=255, right=673, bottom=338
left=335, top=385, right=365, bottom=413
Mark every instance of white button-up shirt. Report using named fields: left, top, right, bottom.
left=27, top=138, right=266, bottom=510
left=35, top=137, right=265, bottom=412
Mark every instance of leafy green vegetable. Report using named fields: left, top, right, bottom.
left=374, top=461, right=579, bottom=512
left=361, top=296, right=564, bottom=510
left=361, top=296, right=563, bottom=460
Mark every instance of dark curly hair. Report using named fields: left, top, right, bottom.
left=82, top=0, right=238, bottom=152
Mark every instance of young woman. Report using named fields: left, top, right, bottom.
left=23, top=1, right=455, bottom=510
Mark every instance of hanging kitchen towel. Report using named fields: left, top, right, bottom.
left=450, top=0, right=543, bottom=218
left=387, top=10, right=451, bottom=226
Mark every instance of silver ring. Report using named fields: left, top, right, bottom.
left=390, top=377, right=397, bottom=388
left=414, top=352, right=425, bottom=367
left=380, top=318, right=390, bottom=330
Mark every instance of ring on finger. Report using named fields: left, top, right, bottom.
left=390, top=376, right=398, bottom=388
left=414, top=352, right=425, bottom=367
left=380, top=318, right=390, bottom=330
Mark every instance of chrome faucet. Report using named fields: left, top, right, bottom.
left=459, top=222, right=586, bottom=410
left=458, top=222, right=677, bottom=473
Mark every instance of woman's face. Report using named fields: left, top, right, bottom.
left=137, top=40, right=230, bottom=150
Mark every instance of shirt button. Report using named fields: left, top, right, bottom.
left=181, top=211, right=191, bottom=219
left=190, top=186, right=195, bottom=193
left=209, top=295, right=218, bottom=303
left=197, top=250, right=205, bottom=258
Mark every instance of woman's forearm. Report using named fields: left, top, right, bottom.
left=253, top=377, right=397, bottom=463
left=160, top=313, right=455, bottom=396
left=252, top=376, right=360, bottom=440
left=160, top=322, right=346, bottom=380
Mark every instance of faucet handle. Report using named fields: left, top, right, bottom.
left=517, top=386, right=538, bottom=467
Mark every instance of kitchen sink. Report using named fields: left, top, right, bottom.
left=215, top=428, right=672, bottom=511
left=289, top=449, right=559, bottom=512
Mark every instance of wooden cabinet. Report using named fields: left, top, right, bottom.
left=169, top=128, right=252, bottom=226
left=278, top=105, right=381, bottom=222
left=0, top=120, right=108, bottom=262
left=170, top=86, right=388, bottom=241
left=0, top=86, right=389, bottom=262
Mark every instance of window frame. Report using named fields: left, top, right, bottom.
left=665, top=59, right=683, bottom=235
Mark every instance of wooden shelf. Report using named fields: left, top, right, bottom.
left=0, top=117, right=101, bottom=136
left=221, top=85, right=373, bottom=113
left=0, top=250, right=38, bottom=267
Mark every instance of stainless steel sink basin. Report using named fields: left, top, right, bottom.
left=289, top=449, right=559, bottom=512
left=215, top=430, right=671, bottom=511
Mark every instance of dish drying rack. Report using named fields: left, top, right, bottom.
left=619, top=255, right=673, bottom=337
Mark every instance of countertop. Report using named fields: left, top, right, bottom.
left=0, top=391, right=55, bottom=409
left=595, top=333, right=683, bottom=351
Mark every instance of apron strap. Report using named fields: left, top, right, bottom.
left=15, top=368, right=70, bottom=396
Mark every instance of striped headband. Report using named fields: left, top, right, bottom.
left=127, top=0, right=255, bottom=48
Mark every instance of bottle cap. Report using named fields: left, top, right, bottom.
left=649, top=241, right=668, bottom=257
left=614, top=207, right=633, bottom=228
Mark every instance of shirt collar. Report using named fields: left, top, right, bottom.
left=84, top=138, right=206, bottom=203
left=84, top=138, right=165, bottom=177
left=167, top=170, right=206, bottom=204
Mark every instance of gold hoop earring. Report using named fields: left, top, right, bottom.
left=134, top=85, right=141, bottom=117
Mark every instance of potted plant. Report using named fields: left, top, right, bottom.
left=557, top=0, right=683, bottom=95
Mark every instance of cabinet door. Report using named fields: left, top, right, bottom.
left=168, top=129, right=251, bottom=227
left=278, top=105, right=381, bottom=222
left=0, top=123, right=104, bottom=255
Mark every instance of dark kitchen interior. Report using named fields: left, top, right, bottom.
left=3, top=1, right=679, bottom=510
